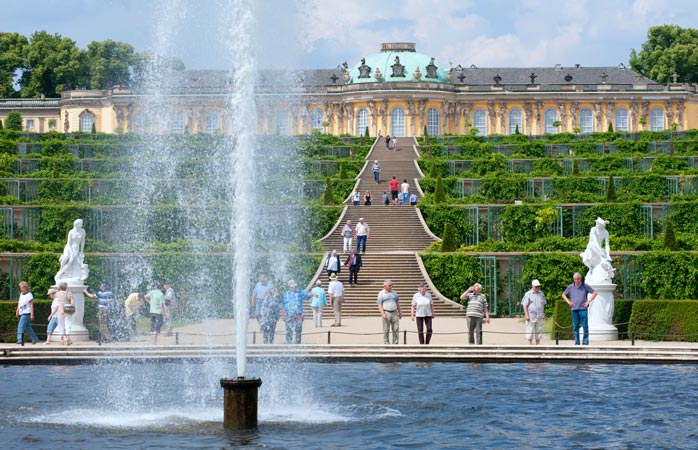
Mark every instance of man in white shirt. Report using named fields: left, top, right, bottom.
left=400, top=179, right=410, bottom=205
left=355, top=218, right=370, bottom=254
left=328, top=273, right=345, bottom=327
left=522, top=279, right=547, bottom=344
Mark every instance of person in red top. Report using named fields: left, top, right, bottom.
left=389, top=176, right=399, bottom=205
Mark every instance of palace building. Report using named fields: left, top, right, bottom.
left=2, top=42, right=698, bottom=136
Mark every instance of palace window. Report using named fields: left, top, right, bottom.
left=390, top=107, right=405, bottom=136
left=356, top=108, right=369, bottom=136
left=135, top=111, right=148, bottom=134
left=473, top=109, right=487, bottom=136
left=79, top=112, right=95, bottom=132
left=427, top=107, right=440, bottom=135
left=170, top=112, right=184, bottom=134
left=205, top=111, right=219, bottom=134
left=276, top=110, right=289, bottom=135
left=580, top=108, right=593, bottom=133
left=615, top=108, right=628, bottom=132
left=650, top=107, right=664, bottom=131
left=544, top=108, right=558, bottom=134
left=508, top=108, right=522, bottom=135
left=311, top=109, right=324, bottom=131
left=25, top=119, right=35, bottom=131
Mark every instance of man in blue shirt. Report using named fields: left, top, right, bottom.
left=562, top=272, right=597, bottom=345
left=85, top=281, right=114, bottom=342
left=281, top=280, right=316, bottom=344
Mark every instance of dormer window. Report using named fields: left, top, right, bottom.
left=425, top=57, right=438, bottom=78
left=358, top=58, right=372, bottom=78
left=391, top=56, right=405, bottom=77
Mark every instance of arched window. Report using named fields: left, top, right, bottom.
left=356, top=108, right=369, bottom=136
left=544, top=108, right=559, bottom=134
left=390, top=107, right=405, bottom=136
left=205, top=111, right=219, bottom=134
left=579, top=108, right=593, bottom=133
left=650, top=107, right=664, bottom=131
left=508, top=108, right=522, bottom=135
left=473, top=109, right=487, bottom=136
left=427, top=107, right=440, bottom=135
left=614, top=108, right=628, bottom=132
left=276, top=110, right=289, bottom=135
left=79, top=112, right=95, bottom=132
left=310, top=109, right=324, bottom=131
left=135, top=111, right=148, bottom=134
left=170, top=112, right=184, bottom=134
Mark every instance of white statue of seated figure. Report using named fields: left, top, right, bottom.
left=581, top=217, right=614, bottom=283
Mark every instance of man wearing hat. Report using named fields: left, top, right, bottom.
left=85, top=280, right=114, bottom=343
left=522, top=279, right=546, bottom=344
left=328, top=273, right=345, bottom=327
left=372, top=160, right=382, bottom=184
left=355, top=217, right=370, bottom=254
left=281, top=280, right=317, bottom=344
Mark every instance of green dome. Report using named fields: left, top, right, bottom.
left=347, top=43, right=449, bottom=84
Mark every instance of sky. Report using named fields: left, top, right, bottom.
left=2, top=0, right=698, bottom=70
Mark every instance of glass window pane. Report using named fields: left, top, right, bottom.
left=508, top=109, right=522, bottom=135
left=650, top=108, right=664, bottom=131
left=390, top=107, right=405, bottom=136
left=473, top=109, right=487, bottom=136
left=427, top=107, right=439, bottom=135
left=580, top=108, right=593, bottom=133
left=614, top=108, right=628, bottom=132
left=544, top=109, right=558, bottom=134
left=356, top=108, right=368, bottom=136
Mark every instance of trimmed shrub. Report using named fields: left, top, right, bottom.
left=441, top=222, right=459, bottom=252
left=433, top=176, right=446, bottom=204
left=5, top=111, right=23, bottom=131
left=629, top=300, right=698, bottom=342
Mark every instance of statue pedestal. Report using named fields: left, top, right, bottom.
left=587, top=283, right=618, bottom=341
left=54, top=283, right=90, bottom=342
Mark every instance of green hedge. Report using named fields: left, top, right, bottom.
left=552, top=299, right=635, bottom=340
left=628, top=300, right=698, bottom=342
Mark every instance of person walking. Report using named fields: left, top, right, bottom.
left=44, top=289, right=59, bottom=345
left=326, top=249, right=342, bottom=280
left=15, top=281, right=39, bottom=345
left=259, top=282, right=280, bottom=344
left=124, top=292, right=144, bottom=336
left=56, top=281, right=74, bottom=346
left=251, top=273, right=270, bottom=326
left=411, top=283, right=435, bottom=345
left=460, top=283, right=490, bottom=345
left=163, top=281, right=176, bottom=336
left=377, top=279, right=401, bottom=344
left=310, top=280, right=327, bottom=328
left=355, top=218, right=370, bottom=254
left=352, top=187, right=361, bottom=206
left=328, top=273, right=345, bottom=327
left=281, top=280, right=315, bottom=344
left=400, top=179, right=410, bottom=206
left=389, top=177, right=399, bottom=205
left=84, top=281, right=114, bottom=343
left=385, top=134, right=391, bottom=149
left=341, top=220, right=353, bottom=253
left=562, top=272, right=597, bottom=345
left=372, top=160, right=382, bottom=184
left=344, top=249, right=362, bottom=285
left=522, top=279, right=546, bottom=344
left=145, top=284, right=165, bottom=344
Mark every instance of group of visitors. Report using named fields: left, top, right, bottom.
left=351, top=187, right=373, bottom=206
left=384, top=134, right=398, bottom=150
left=14, top=279, right=176, bottom=346
left=387, top=176, right=416, bottom=206
left=340, top=218, right=370, bottom=254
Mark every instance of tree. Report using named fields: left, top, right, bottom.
left=441, top=222, right=459, bottom=252
left=20, top=31, right=82, bottom=97
left=0, top=32, right=29, bottom=98
left=607, top=123, right=614, bottom=133
left=606, top=175, right=617, bottom=203
left=630, top=25, right=698, bottom=83
left=572, top=159, right=580, bottom=176
left=5, top=111, right=23, bottom=130
left=663, top=220, right=677, bottom=251
left=0, top=119, right=3, bottom=130
left=434, top=176, right=446, bottom=204
left=84, top=40, right=138, bottom=89
left=321, top=177, right=334, bottom=205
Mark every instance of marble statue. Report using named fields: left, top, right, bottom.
left=580, top=217, right=614, bottom=283
left=582, top=217, right=618, bottom=340
left=55, top=218, right=89, bottom=283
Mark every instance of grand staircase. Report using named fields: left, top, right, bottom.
left=313, top=137, right=466, bottom=317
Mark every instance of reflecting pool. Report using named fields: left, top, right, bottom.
left=2, top=362, right=696, bottom=449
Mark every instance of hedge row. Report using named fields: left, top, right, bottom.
left=552, top=299, right=698, bottom=342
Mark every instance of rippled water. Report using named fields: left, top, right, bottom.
left=1, top=362, right=696, bottom=449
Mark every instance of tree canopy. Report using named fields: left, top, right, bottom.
left=630, top=25, right=698, bottom=83
left=0, top=31, right=183, bottom=98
